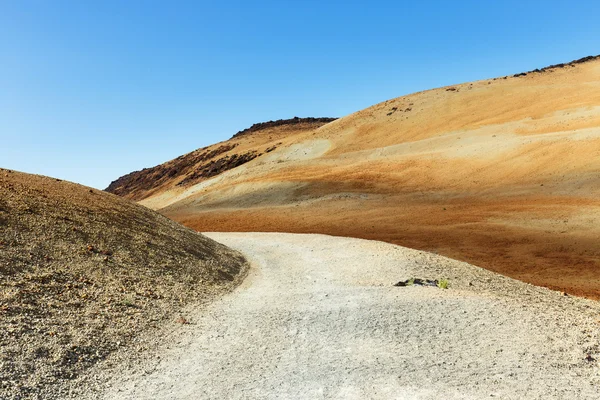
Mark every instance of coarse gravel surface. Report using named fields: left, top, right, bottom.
left=0, top=170, right=247, bottom=399
left=94, top=232, right=600, bottom=399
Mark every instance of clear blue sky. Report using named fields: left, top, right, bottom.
left=1, top=0, right=599, bottom=189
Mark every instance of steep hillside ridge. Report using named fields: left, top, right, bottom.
left=106, top=117, right=336, bottom=200
left=118, top=55, right=600, bottom=298
left=516, top=54, right=600, bottom=76
left=0, top=169, right=247, bottom=399
left=231, top=116, right=337, bottom=138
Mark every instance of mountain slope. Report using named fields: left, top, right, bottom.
left=0, top=169, right=247, bottom=398
left=109, top=55, right=600, bottom=298
left=106, top=117, right=336, bottom=201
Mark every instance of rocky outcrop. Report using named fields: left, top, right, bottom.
left=177, top=151, right=260, bottom=186
left=105, top=144, right=238, bottom=198
left=231, top=117, right=337, bottom=139
left=513, top=54, right=600, bottom=77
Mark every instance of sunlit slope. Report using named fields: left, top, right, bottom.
left=1, top=169, right=247, bottom=397
left=139, top=57, right=600, bottom=298
left=106, top=118, right=336, bottom=202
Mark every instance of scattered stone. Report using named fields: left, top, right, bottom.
left=177, top=151, right=260, bottom=186
left=514, top=54, right=600, bottom=77
left=394, top=278, right=440, bottom=287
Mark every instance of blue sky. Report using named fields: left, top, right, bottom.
left=1, top=0, right=599, bottom=189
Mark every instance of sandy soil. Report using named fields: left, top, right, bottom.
left=132, top=58, right=600, bottom=299
left=93, top=233, right=600, bottom=399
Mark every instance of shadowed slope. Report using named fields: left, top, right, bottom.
left=0, top=169, right=247, bottom=398
left=113, top=56, right=600, bottom=298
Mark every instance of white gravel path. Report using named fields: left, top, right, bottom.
left=97, top=233, right=600, bottom=399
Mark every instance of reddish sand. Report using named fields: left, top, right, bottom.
left=171, top=195, right=600, bottom=298
left=112, top=57, right=600, bottom=299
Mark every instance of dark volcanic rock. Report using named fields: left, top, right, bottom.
left=231, top=117, right=337, bottom=139
left=105, top=144, right=237, bottom=198
left=177, top=151, right=260, bottom=186
left=514, top=54, right=600, bottom=77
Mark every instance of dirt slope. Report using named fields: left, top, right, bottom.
left=106, top=117, right=336, bottom=201
left=110, top=56, right=600, bottom=298
left=0, top=169, right=247, bottom=399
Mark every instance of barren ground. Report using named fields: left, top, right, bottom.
left=113, top=57, right=600, bottom=299
left=92, top=233, right=600, bottom=399
left=0, top=170, right=248, bottom=399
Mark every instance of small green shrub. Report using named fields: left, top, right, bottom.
left=437, top=279, right=449, bottom=289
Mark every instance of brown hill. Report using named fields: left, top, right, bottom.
left=109, top=55, right=600, bottom=299
left=0, top=169, right=247, bottom=399
left=106, top=117, right=336, bottom=200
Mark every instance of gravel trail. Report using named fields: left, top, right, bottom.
left=98, top=233, right=600, bottom=399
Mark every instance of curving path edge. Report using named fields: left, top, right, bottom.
left=99, top=233, right=600, bottom=399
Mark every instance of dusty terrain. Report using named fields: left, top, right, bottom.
left=93, top=233, right=600, bottom=399
left=0, top=169, right=248, bottom=399
left=108, top=55, right=600, bottom=299
left=106, top=117, right=336, bottom=200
